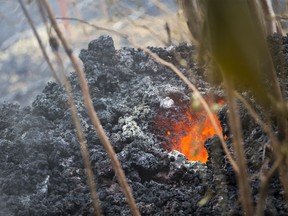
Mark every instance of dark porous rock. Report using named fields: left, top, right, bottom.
left=0, top=35, right=287, bottom=215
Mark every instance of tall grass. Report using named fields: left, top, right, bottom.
left=180, top=0, right=288, bottom=215
left=19, top=0, right=288, bottom=215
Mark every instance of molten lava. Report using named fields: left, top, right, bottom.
left=157, top=97, right=224, bottom=164
left=168, top=110, right=222, bottom=163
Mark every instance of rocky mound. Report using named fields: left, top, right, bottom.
left=0, top=35, right=287, bottom=215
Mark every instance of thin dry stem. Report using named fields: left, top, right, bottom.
left=256, top=155, right=284, bottom=216
left=149, top=0, right=173, bottom=15
left=259, top=0, right=283, bottom=35
left=18, top=0, right=61, bottom=84
left=42, top=1, right=140, bottom=215
left=223, top=78, right=253, bottom=215
left=127, top=18, right=168, bottom=46
left=37, top=1, right=50, bottom=34
left=252, top=0, right=287, bottom=142
left=278, top=162, right=288, bottom=202
left=40, top=2, right=102, bottom=216
left=234, top=69, right=286, bottom=216
left=179, top=0, right=203, bottom=43
left=61, top=61, right=103, bottom=216
left=55, top=17, right=128, bottom=39
left=133, top=44, right=240, bottom=174
left=234, top=91, right=278, bottom=145
left=39, top=1, right=67, bottom=84
left=53, top=50, right=66, bottom=83
left=176, top=9, right=187, bottom=43
left=234, top=54, right=288, bottom=211
left=165, top=22, right=172, bottom=45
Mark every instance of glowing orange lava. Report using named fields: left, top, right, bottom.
left=169, top=112, right=221, bottom=163
left=163, top=98, right=224, bottom=163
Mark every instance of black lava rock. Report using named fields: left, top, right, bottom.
left=0, top=35, right=287, bottom=215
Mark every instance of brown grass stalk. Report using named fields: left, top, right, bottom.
left=126, top=19, right=168, bottom=46
left=251, top=0, right=287, bottom=142
left=179, top=0, right=203, bottom=43
left=18, top=0, right=61, bottom=84
left=165, top=22, right=172, bottom=45
left=246, top=0, right=288, bottom=206
left=149, top=0, right=173, bottom=15
left=235, top=87, right=286, bottom=216
left=38, top=1, right=67, bottom=84
left=133, top=44, right=240, bottom=174
left=55, top=17, right=128, bottom=39
left=223, top=78, right=253, bottom=215
left=182, top=1, right=288, bottom=213
left=36, top=0, right=50, bottom=35
left=41, top=1, right=140, bottom=215
left=59, top=59, right=103, bottom=216
left=259, top=0, right=283, bottom=35
left=256, top=155, right=284, bottom=216
left=278, top=162, right=288, bottom=202
left=234, top=91, right=278, bottom=145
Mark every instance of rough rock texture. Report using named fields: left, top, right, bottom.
left=0, top=35, right=287, bottom=215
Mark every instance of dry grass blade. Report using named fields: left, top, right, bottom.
left=180, top=0, right=203, bottom=43
left=223, top=78, right=253, bottom=215
left=55, top=17, right=128, bottom=39
left=36, top=0, right=50, bottom=34
left=41, top=1, right=140, bottom=215
left=278, top=162, right=288, bottom=202
left=181, top=1, right=288, bottom=214
left=256, top=155, right=284, bottom=216
left=20, top=2, right=102, bottom=215
left=165, top=22, right=172, bottom=45
left=126, top=18, right=168, bottom=46
left=234, top=91, right=285, bottom=210
left=132, top=43, right=240, bottom=174
left=149, top=0, right=173, bottom=15
left=247, top=0, right=287, bottom=141
left=259, top=0, right=283, bottom=35
left=234, top=77, right=288, bottom=216
left=234, top=91, right=278, bottom=145
left=59, top=60, right=103, bottom=216
left=18, top=0, right=61, bottom=84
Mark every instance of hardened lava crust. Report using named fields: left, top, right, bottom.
left=0, top=35, right=287, bottom=215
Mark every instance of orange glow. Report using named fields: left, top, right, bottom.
left=168, top=109, right=222, bottom=163
left=156, top=97, right=225, bottom=164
